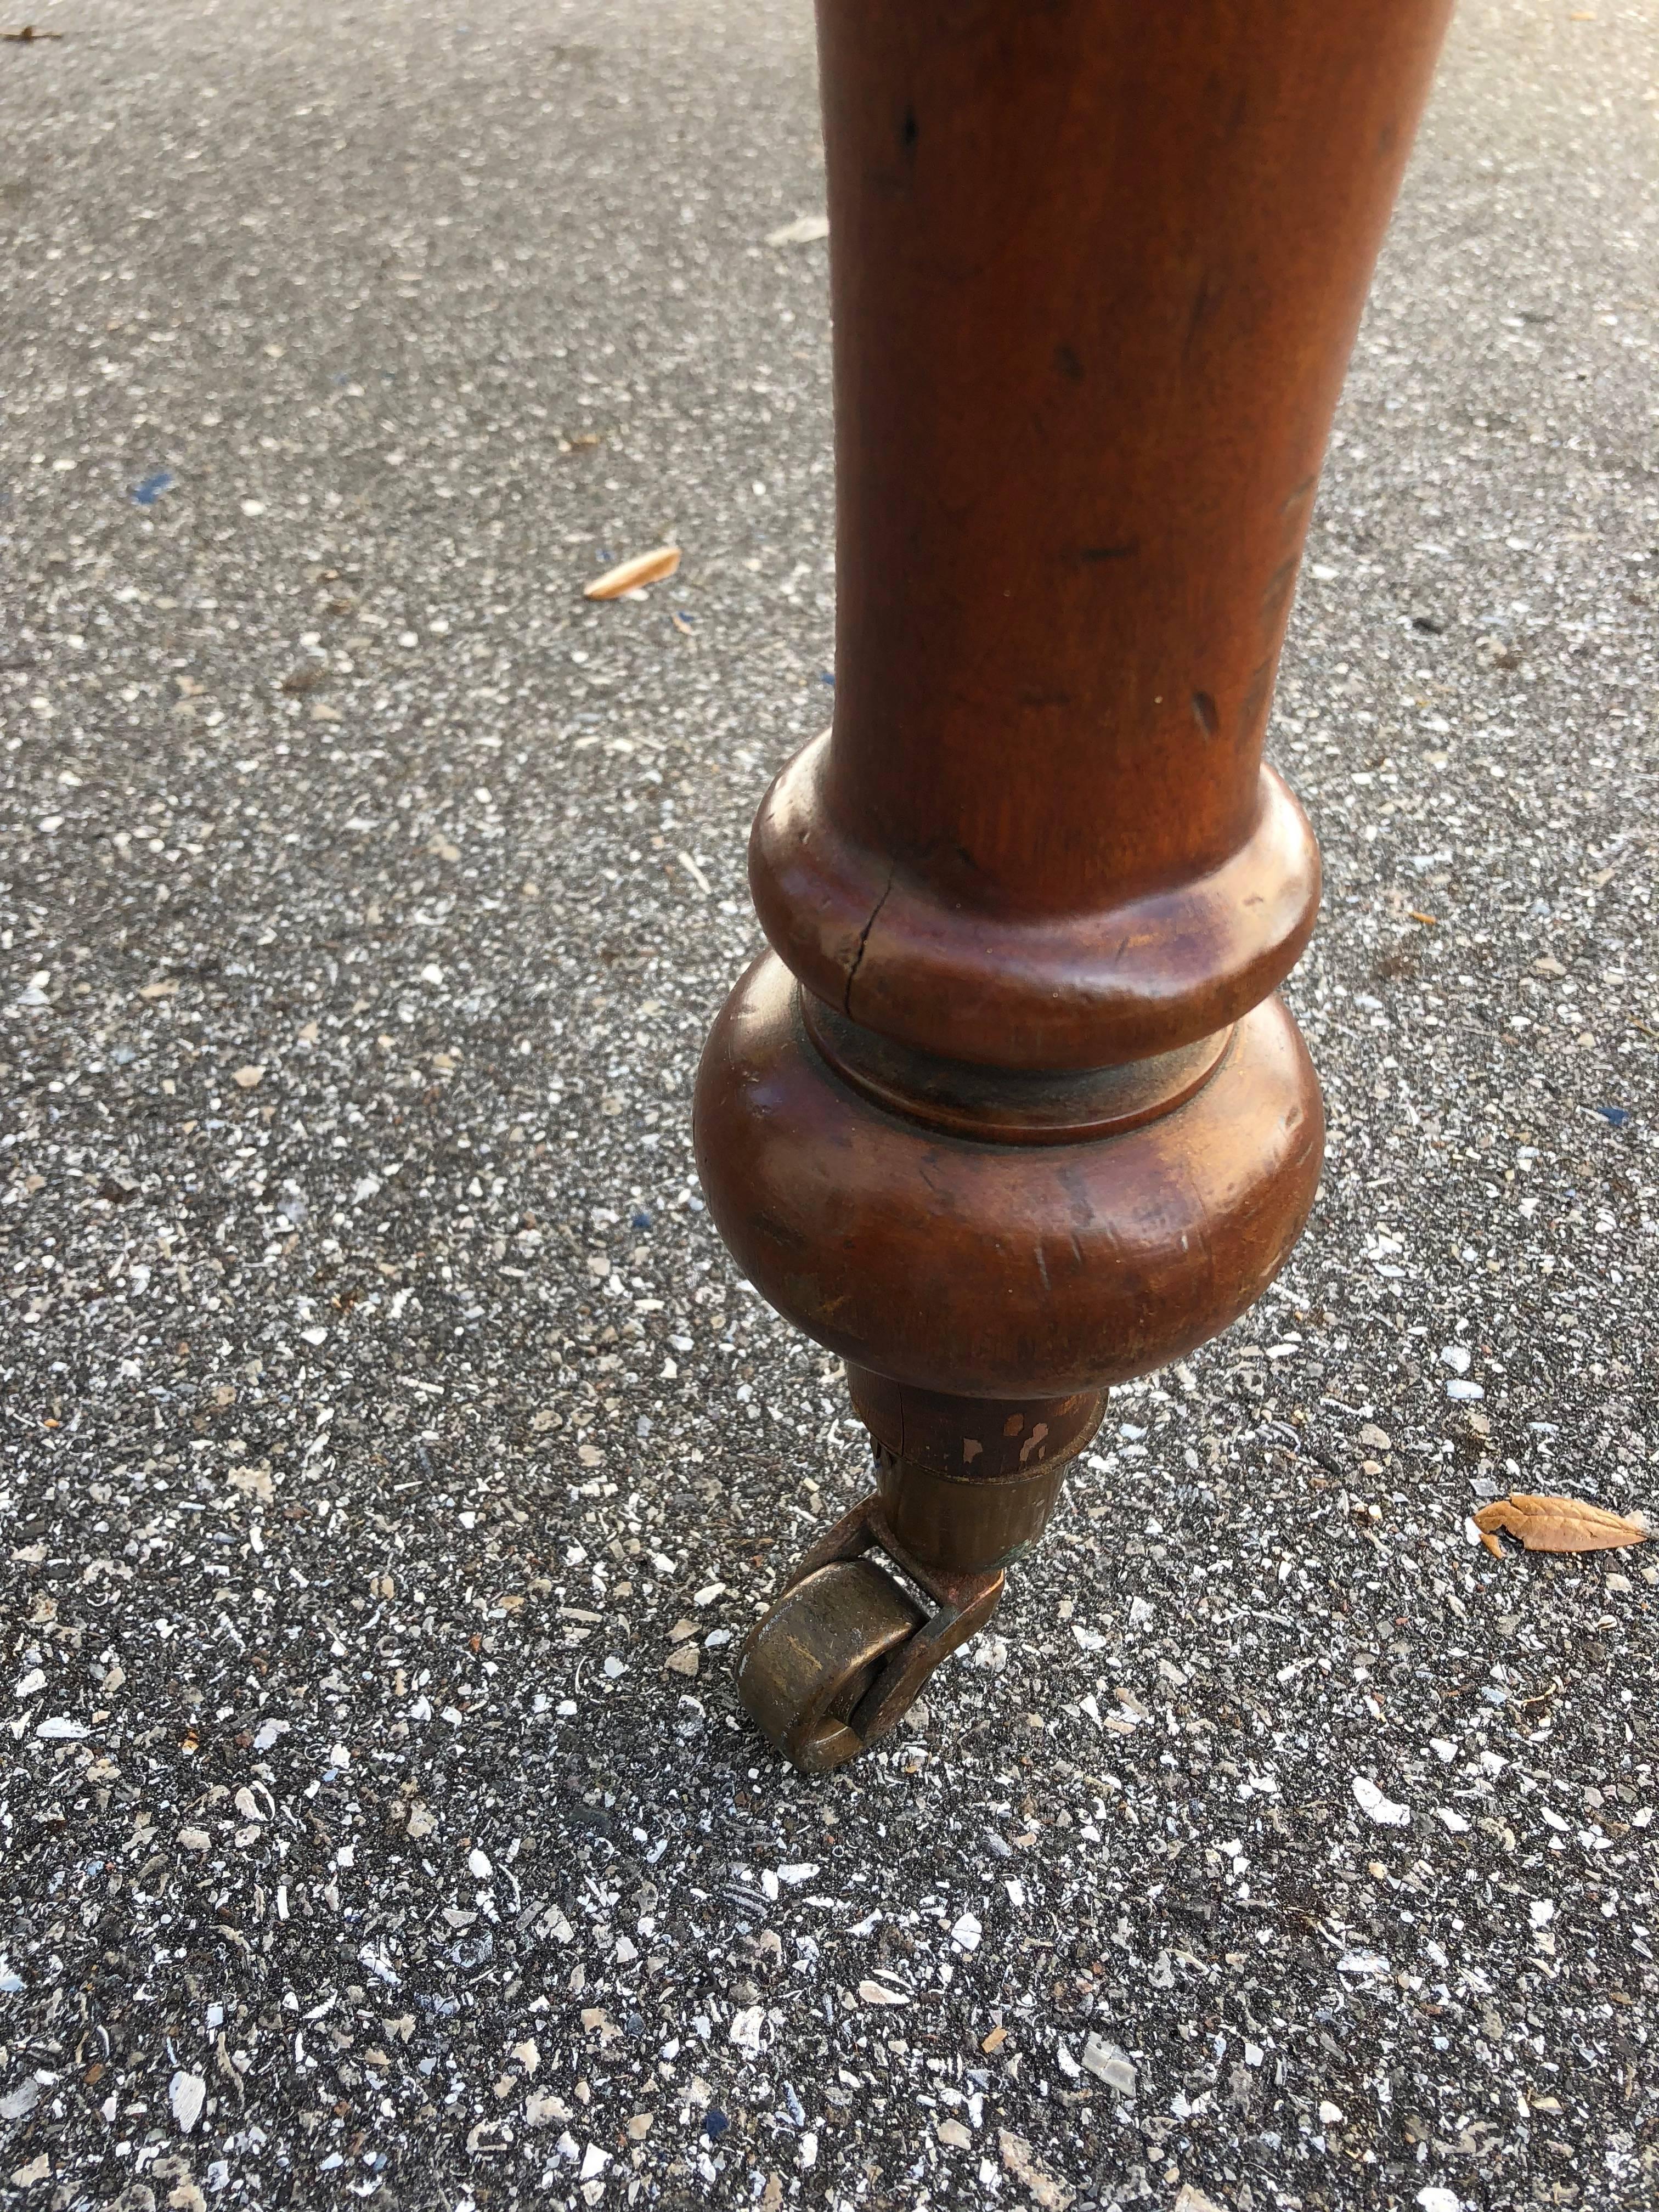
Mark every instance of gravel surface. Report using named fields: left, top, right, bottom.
left=2, top=3, right=1656, bottom=2209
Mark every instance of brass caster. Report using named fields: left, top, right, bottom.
left=737, top=1556, right=926, bottom=1774
left=736, top=1495, right=1006, bottom=1774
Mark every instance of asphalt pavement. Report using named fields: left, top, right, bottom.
left=1, top=3, right=1655, bottom=2209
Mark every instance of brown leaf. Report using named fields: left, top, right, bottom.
left=583, top=545, right=681, bottom=601
left=1474, top=1493, right=1649, bottom=1559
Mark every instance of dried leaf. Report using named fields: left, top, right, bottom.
left=1474, top=1493, right=1648, bottom=1559
left=583, top=545, right=681, bottom=601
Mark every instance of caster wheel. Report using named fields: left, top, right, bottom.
left=737, top=1557, right=927, bottom=1774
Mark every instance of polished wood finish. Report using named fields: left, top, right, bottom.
left=699, top=959, right=1319, bottom=1401
left=697, top=0, right=1455, bottom=1769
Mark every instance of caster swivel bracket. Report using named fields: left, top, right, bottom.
left=736, top=1493, right=1004, bottom=1775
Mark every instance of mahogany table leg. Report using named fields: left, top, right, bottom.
left=696, top=0, right=1455, bottom=1772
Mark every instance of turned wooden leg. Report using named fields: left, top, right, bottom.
left=695, top=0, right=1454, bottom=1771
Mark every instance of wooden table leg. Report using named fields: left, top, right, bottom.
left=696, top=0, right=1455, bottom=1771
